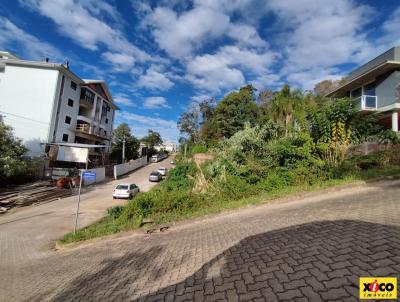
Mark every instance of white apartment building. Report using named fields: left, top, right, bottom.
left=154, top=141, right=177, bottom=153
left=0, top=51, right=118, bottom=164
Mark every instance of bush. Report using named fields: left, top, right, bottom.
left=107, top=206, right=124, bottom=220
left=190, top=144, right=208, bottom=155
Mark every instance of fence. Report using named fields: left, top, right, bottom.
left=113, top=156, right=148, bottom=179
left=80, top=167, right=105, bottom=185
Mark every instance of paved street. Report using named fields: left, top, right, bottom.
left=0, top=158, right=173, bottom=266
left=1, top=179, right=400, bottom=301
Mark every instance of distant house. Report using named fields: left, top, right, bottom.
left=0, top=51, right=119, bottom=166
left=326, top=47, right=400, bottom=133
left=154, top=141, right=177, bottom=153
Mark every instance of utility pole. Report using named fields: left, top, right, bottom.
left=74, top=151, right=89, bottom=234
left=184, top=143, right=187, bottom=160
left=122, top=135, right=126, bottom=163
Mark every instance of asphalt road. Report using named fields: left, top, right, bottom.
left=0, top=157, right=173, bottom=264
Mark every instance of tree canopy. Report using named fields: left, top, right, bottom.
left=141, top=129, right=162, bottom=149
left=0, top=121, right=28, bottom=184
left=110, top=123, right=140, bottom=163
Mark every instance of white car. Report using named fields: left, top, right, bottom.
left=157, top=167, right=168, bottom=176
left=113, top=183, right=139, bottom=199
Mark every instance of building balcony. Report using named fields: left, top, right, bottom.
left=76, top=123, right=91, bottom=134
left=75, top=124, right=111, bottom=141
left=79, top=87, right=95, bottom=109
left=354, top=95, right=378, bottom=111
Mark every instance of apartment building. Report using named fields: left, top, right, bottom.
left=326, top=47, right=400, bottom=132
left=0, top=51, right=118, bottom=164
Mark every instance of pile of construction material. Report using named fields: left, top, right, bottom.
left=0, top=181, right=73, bottom=214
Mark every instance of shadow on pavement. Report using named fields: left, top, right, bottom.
left=51, top=220, right=400, bottom=301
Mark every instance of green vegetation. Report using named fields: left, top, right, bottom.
left=0, top=120, right=38, bottom=187
left=59, top=84, right=400, bottom=244
left=109, top=123, right=140, bottom=163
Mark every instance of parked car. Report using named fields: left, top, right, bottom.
left=150, top=153, right=168, bottom=163
left=157, top=167, right=168, bottom=176
left=113, top=183, right=139, bottom=199
left=149, top=171, right=162, bottom=182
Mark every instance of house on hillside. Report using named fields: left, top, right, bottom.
left=326, top=47, right=400, bottom=133
left=0, top=51, right=119, bottom=168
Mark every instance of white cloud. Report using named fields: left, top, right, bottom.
left=114, top=94, right=135, bottom=107
left=186, top=45, right=277, bottom=93
left=102, top=52, right=135, bottom=72
left=227, top=23, right=267, bottom=48
left=116, top=111, right=178, bottom=141
left=143, top=96, right=170, bottom=109
left=146, top=5, right=230, bottom=58
left=379, top=7, right=400, bottom=47
left=0, top=17, right=62, bottom=60
left=143, top=1, right=270, bottom=58
left=136, top=65, right=174, bottom=90
left=264, top=0, right=375, bottom=88
left=21, top=0, right=151, bottom=62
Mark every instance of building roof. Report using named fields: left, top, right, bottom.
left=326, top=47, right=400, bottom=97
left=82, top=79, right=119, bottom=110
left=0, top=51, right=20, bottom=59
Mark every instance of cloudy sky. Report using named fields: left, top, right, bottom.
left=1, top=0, right=399, bottom=142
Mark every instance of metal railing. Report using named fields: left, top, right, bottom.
left=354, top=95, right=378, bottom=110
left=76, top=124, right=90, bottom=133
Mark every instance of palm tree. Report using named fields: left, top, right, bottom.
left=268, top=84, right=305, bottom=136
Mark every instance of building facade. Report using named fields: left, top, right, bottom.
left=0, top=52, right=118, bottom=164
left=326, top=47, right=400, bottom=132
left=154, top=141, right=177, bottom=153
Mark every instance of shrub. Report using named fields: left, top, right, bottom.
left=190, top=144, right=208, bottom=155
left=107, top=206, right=124, bottom=219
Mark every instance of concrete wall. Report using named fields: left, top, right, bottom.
left=81, top=167, right=106, bottom=186
left=376, top=71, right=400, bottom=108
left=0, top=65, right=59, bottom=156
left=114, top=156, right=148, bottom=179
left=52, top=74, right=81, bottom=144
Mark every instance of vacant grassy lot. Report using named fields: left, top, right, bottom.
left=59, top=162, right=400, bottom=245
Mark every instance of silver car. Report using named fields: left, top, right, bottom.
left=149, top=171, right=162, bottom=182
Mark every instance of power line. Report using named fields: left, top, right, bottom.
left=0, top=110, right=48, bottom=125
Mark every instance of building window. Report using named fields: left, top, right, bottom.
left=70, top=81, right=77, bottom=90
left=62, top=134, right=69, bottom=142
left=65, top=116, right=71, bottom=124
left=67, top=99, right=74, bottom=107
left=105, top=118, right=108, bottom=124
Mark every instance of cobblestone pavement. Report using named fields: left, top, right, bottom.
left=1, top=180, right=400, bottom=301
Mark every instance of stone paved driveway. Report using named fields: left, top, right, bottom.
left=1, top=180, right=400, bottom=301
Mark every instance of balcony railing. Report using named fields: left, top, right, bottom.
left=76, top=124, right=110, bottom=140
left=354, top=95, right=378, bottom=110
left=76, top=124, right=91, bottom=133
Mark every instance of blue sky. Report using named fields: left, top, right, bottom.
left=0, top=0, right=399, bottom=142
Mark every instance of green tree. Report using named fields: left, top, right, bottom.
left=110, top=123, right=140, bottom=163
left=268, top=84, right=306, bottom=136
left=314, top=78, right=346, bottom=96
left=212, top=85, right=259, bottom=138
left=0, top=121, right=28, bottom=184
left=141, top=129, right=162, bottom=149
left=177, top=109, right=199, bottom=143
